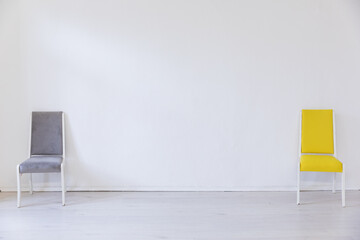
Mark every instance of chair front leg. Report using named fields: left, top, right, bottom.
left=61, top=163, right=66, bottom=206
left=17, top=165, right=21, bottom=208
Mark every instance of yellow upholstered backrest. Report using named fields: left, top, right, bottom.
left=301, top=109, right=334, bottom=154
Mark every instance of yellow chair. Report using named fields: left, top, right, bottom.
left=297, top=109, right=345, bottom=207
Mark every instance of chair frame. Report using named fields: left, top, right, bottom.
left=297, top=110, right=345, bottom=207
left=17, top=112, right=66, bottom=207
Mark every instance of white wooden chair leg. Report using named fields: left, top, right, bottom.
left=61, top=164, right=65, bottom=206
left=17, top=165, right=21, bottom=208
left=297, top=169, right=300, bottom=205
left=332, top=172, right=336, bottom=193
left=29, top=173, right=33, bottom=195
left=342, top=167, right=345, bottom=207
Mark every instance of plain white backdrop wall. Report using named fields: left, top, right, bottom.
left=1, top=0, right=360, bottom=191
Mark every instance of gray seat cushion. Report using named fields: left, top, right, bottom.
left=19, top=156, right=63, bottom=173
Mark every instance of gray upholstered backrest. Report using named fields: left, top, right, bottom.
left=31, top=112, right=63, bottom=156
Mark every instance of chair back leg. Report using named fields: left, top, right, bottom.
left=342, top=166, right=346, bottom=207
left=297, top=167, right=300, bottom=205
left=29, top=173, right=33, bottom=195
left=332, top=173, right=336, bottom=193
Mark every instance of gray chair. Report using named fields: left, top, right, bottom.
left=17, top=112, right=66, bottom=207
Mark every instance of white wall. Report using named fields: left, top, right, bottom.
left=1, top=0, right=360, bottom=191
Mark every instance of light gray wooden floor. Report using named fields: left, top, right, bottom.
left=0, top=191, right=360, bottom=240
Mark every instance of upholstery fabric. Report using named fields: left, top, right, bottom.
left=301, top=109, right=334, bottom=154
left=31, top=112, right=63, bottom=155
left=300, top=155, right=342, bottom=172
left=19, top=156, right=63, bottom=173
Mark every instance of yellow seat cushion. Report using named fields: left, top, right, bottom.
left=300, top=155, right=342, bottom=172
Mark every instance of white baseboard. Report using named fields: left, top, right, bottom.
left=1, top=185, right=358, bottom=192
